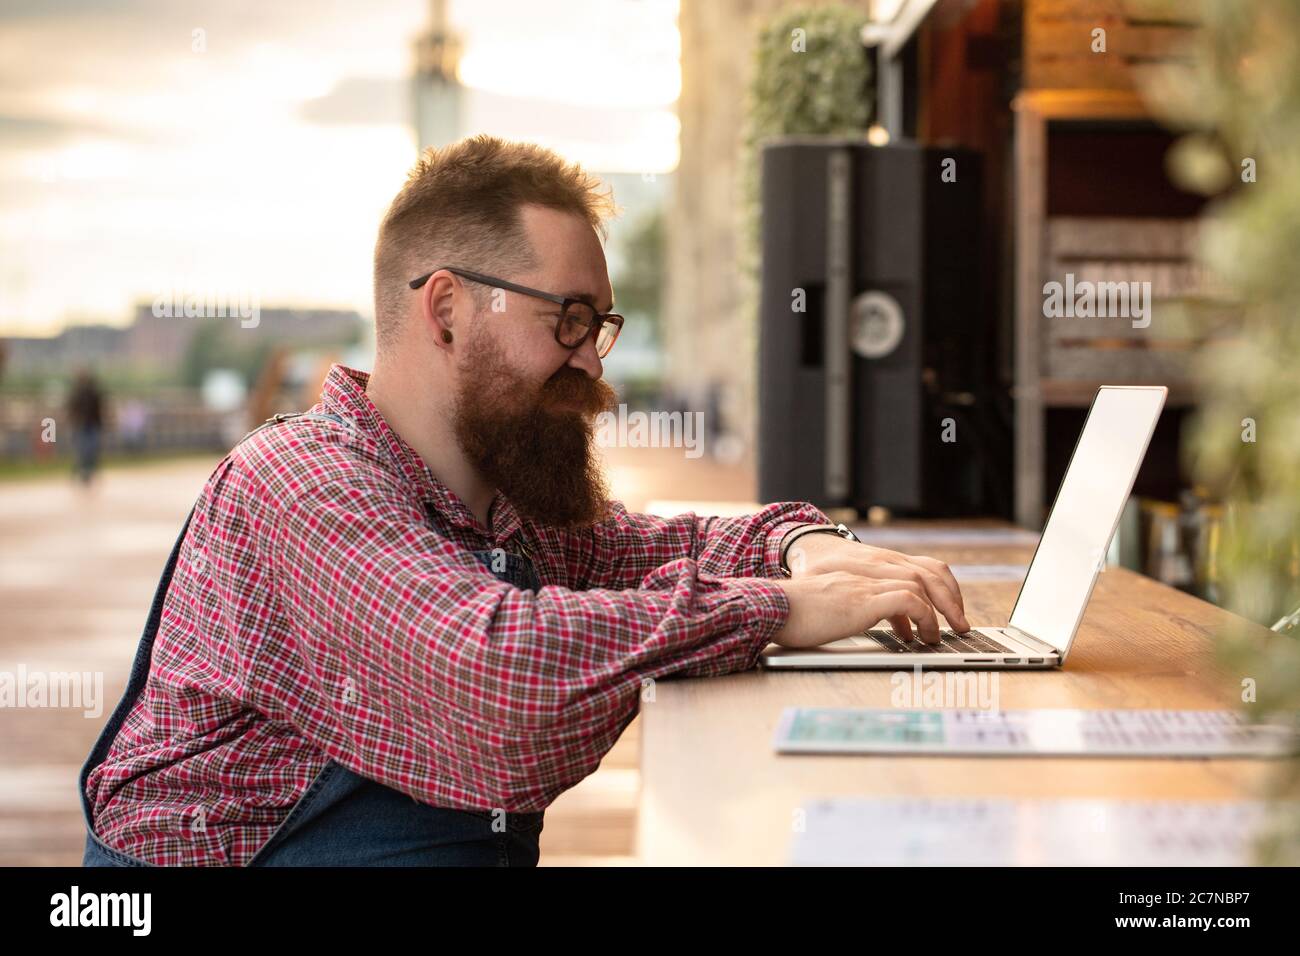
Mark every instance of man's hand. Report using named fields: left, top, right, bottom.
left=778, top=531, right=968, bottom=646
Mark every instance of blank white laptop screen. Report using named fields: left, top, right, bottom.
left=1008, top=386, right=1167, bottom=653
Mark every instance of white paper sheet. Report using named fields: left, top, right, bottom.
left=789, top=797, right=1280, bottom=866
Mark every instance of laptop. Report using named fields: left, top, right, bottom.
left=759, top=385, right=1168, bottom=670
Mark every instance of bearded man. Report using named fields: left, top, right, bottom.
left=79, top=134, right=967, bottom=867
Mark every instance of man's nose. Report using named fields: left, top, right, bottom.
left=565, top=328, right=604, bottom=379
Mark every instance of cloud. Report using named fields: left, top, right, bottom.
left=300, top=76, right=408, bottom=126
left=0, top=113, right=152, bottom=148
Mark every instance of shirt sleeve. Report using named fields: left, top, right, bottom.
left=537, top=499, right=834, bottom=592
left=263, top=464, right=793, bottom=812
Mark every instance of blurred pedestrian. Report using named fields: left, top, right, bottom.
left=67, top=368, right=105, bottom=484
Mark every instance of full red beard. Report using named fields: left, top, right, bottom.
left=450, top=324, right=619, bottom=529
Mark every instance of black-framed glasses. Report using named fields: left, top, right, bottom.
left=409, top=266, right=624, bottom=358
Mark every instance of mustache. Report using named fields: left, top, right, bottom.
left=540, top=369, right=616, bottom=416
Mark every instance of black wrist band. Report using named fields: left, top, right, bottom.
left=779, top=522, right=861, bottom=574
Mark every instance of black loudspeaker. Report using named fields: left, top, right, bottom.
left=757, top=138, right=999, bottom=517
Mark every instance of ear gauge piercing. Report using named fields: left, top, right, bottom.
left=441, top=329, right=453, bottom=343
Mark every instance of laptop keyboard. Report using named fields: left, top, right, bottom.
left=865, top=628, right=1015, bottom=655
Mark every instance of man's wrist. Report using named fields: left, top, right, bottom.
left=779, top=522, right=860, bottom=575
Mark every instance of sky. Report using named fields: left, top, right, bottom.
left=0, top=0, right=681, bottom=336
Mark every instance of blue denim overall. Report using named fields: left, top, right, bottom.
left=79, top=412, right=546, bottom=866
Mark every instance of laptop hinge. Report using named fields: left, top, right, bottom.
left=1003, top=625, right=1060, bottom=658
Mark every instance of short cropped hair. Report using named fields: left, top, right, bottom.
left=371, top=134, right=617, bottom=353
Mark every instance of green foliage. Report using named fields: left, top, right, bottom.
left=1148, top=0, right=1300, bottom=863
left=613, top=207, right=665, bottom=345
left=746, top=7, right=875, bottom=141
left=178, top=322, right=275, bottom=389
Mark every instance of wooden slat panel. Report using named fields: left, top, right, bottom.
left=1024, top=0, right=1200, bottom=90
left=1121, top=0, right=1201, bottom=24
left=1045, top=344, right=1195, bottom=382
left=1028, top=0, right=1123, bottom=20
left=1047, top=217, right=1199, bottom=258
left=1030, top=20, right=1195, bottom=58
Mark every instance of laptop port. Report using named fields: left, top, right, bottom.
left=1028, top=658, right=1044, bottom=664
left=964, top=658, right=994, bottom=663
left=1003, top=658, right=1021, bottom=664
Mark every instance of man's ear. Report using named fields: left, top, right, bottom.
left=424, top=271, right=457, bottom=345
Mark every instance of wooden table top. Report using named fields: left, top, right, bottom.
left=636, top=526, right=1282, bottom=865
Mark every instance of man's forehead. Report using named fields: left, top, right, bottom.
left=518, top=206, right=613, bottom=310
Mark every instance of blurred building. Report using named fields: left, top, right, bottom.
left=126, top=304, right=364, bottom=367
left=2, top=305, right=365, bottom=376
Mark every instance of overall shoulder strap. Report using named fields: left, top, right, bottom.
left=233, top=410, right=349, bottom=447
left=269, top=411, right=346, bottom=425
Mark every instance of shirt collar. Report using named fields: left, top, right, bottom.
left=316, top=363, right=524, bottom=542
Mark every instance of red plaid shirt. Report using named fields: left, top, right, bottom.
left=85, top=364, right=830, bottom=865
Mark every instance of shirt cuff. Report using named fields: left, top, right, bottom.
left=737, top=576, right=792, bottom=669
